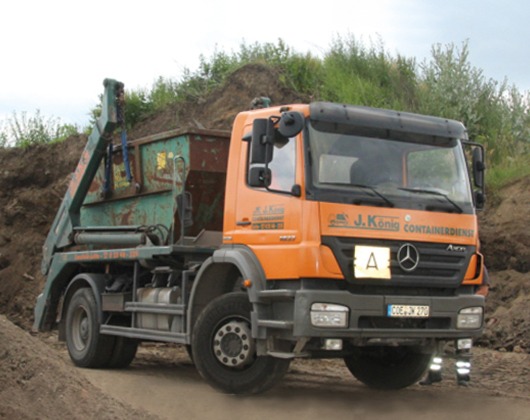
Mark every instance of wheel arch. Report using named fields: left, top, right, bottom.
left=187, top=245, right=266, bottom=336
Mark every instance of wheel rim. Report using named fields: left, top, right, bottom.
left=71, top=304, right=90, bottom=352
left=213, top=318, right=255, bottom=368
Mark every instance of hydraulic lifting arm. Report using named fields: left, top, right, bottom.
left=41, top=79, right=124, bottom=275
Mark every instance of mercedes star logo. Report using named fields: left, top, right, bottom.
left=397, top=243, right=420, bottom=272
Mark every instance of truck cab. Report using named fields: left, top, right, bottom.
left=213, top=102, right=486, bottom=389
left=225, top=102, right=484, bottom=293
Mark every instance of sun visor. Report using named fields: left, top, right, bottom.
left=309, top=102, right=468, bottom=143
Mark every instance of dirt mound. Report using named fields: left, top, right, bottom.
left=476, top=269, right=530, bottom=351
left=127, top=63, right=309, bottom=139
left=476, top=176, right=530, bottom=352
left=0, top=315, right=154, bottom=419
left=0, top=138, right=85, bottom=330
left=479, top=176, right=530, bottom=273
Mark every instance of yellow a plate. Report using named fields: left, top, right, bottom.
left=354, top=245, right=391, bottom=279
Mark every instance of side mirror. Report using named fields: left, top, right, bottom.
left=474, top=191, right=485, bottom=210
left=249, top=118, right=274, bottom=164
left=464, top=141, right=486, bottom=210
left=472, top=147, right=485, bottom=189
left=248, top=166, right=271, bottom=187
left=278, top=111, right=304, bottom=138
left=247, top=112, right=304, bottom=190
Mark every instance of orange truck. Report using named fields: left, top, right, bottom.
left=34, top=79, right=486, bottom=394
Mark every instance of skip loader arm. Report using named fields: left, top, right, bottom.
left=41, top=79, right=124, bottom=275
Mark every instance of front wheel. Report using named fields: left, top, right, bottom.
left=344, top=346, right=432, bottom=390
left=192, top=292, right=290, bottom=394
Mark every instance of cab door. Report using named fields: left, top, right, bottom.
left=229, top=131, right=304, bottom=279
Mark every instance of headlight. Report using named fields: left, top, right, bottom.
left=457, top=307, right=483, bottom=329
left=310, top=303, right=349, bottom=328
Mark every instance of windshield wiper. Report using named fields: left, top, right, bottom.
left=397, top=187, right=463, bottom=213
left=321, top=182, right=395, bottom=207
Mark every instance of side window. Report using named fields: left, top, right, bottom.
left=268, top=138, right=296, bottom=192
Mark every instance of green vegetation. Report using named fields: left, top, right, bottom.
left=1, top=36, right=528, bottom=189
left=320, top=36, right=418, bottom=110
left=0, top=110, right=77, bottom=148
left=151, top=37, right=528, bottom=188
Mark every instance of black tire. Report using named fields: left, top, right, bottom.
left=107, top=336, right=138, bottom=369
left=344, top=346, right=432, bottom=390
left=191, top=292, right=290, bottom=394
left=65, top=288, right=115, bottom=368
left=106, top=316, right=138, bottom=369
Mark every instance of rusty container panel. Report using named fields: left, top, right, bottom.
left=81, top=129, right=230, bottom=241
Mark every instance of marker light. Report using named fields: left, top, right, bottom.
left=457, top=338, right=473, bottom=350
left=322, top=339, right=343, bottom=350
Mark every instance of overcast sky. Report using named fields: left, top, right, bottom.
left=1, top=0, right=528, bottom=127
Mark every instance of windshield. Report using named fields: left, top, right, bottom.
left=306, top=123, right=474, bottom=213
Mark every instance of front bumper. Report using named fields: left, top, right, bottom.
left=289, top=290, right=485, bottom=340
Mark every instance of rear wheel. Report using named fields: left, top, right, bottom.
left=192, top=292, right=290, bottom=394
left=107, top=337, right=138, bottom=368
left=344, top=346, right=431, bottom=390
left=65, top=288, right=115, bottom=368
left=106, top=316, right=138, bottom=369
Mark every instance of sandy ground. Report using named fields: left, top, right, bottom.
left=54, top=340, right=530, bottom=420
left=3, top=320, right=526, bottom=420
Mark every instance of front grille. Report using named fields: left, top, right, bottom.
left=322, top=236, right=474, bottom=288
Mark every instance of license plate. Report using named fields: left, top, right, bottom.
left=387, top=304, right=430, bottom=318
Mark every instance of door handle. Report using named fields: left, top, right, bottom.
left=236, top=219, right=252, bottom=226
